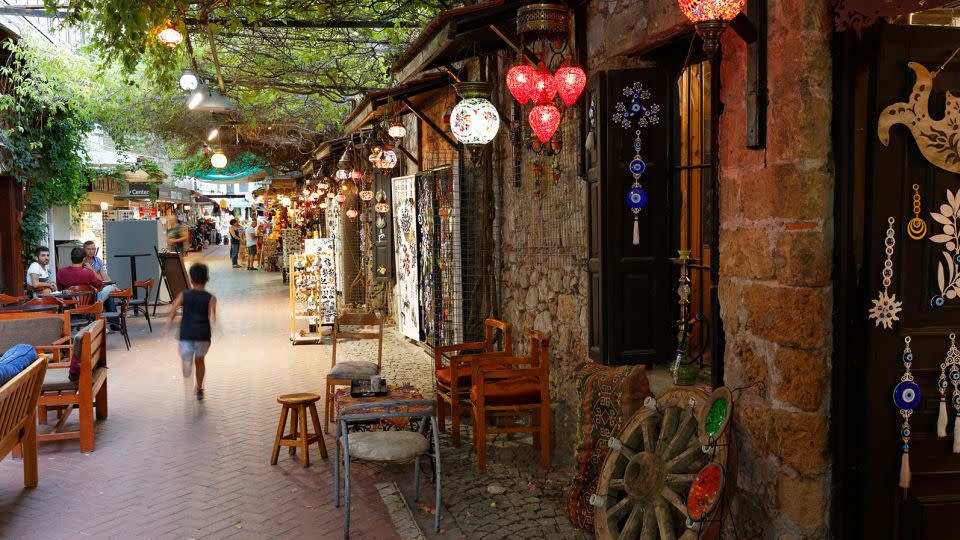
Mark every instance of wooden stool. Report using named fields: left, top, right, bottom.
left=271, top=393, right=328, bottom=467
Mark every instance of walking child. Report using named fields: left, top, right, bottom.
left=166, top=263, right=217, bottom=400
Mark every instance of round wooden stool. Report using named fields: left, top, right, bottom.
left=271, top=393, right=328, bottom=467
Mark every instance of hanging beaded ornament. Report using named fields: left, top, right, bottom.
left=907, top=183, right=927, bottom=240
left=937, top=332, right=960, bottom=452
left=612, top=82, right=660, bottom=245
left=868, top=217, right=902, bottom=329
left=894, top=336, right=921, bottom=489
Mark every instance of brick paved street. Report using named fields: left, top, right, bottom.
left=0, top=245, right=588, bottom=540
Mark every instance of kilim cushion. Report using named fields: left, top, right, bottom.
left=329, top=361, right=378, bottom=380
left=564, top=361, right=651, bottom=530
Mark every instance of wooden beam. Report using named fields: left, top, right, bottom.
left=184, top=18, right=416, bottom=29
left=743, top=2, right=766, bottom=149
left=395, top=144, right=421, bottom=168
left=489, top=24, right=538, bottom=65
left=401, top=97, right=459, bottom=150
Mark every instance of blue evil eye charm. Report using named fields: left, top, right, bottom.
left=629, top=158, right=646, bottom=176
left=932, top=295, right=946, bottom=309
left=893, top=380, right=922, bottom=410
left=627, top=187, right=648, bottom=210
left=954, top=254, right=960, bottom=265
left=952, top=370, right=960, bottom=382
left=903, top=351, right=913, bottom=363
left=901, top=427, right=911, bottom=438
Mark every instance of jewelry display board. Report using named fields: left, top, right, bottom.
left=436, top=164, right=464, bottom=346
left=392, top=175, right=420, bottom=341
left=289, top=241, right=336, bottom=345
left=416, top=170, right=437, bottom=344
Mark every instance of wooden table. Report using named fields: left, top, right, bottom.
left=0, top=304, right=60, bottom=314
left=334, top=384, right=425, bottom=430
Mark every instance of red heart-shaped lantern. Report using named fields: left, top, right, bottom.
left=531, top=64, right=557, bottom=105
left=555, top=65, right=586, bottom=106
left=529, top=104, right=562, bottom=142
left=506, top=64, right=537, bottom=105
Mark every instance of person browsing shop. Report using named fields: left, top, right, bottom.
left=82, top=240, right=112, bottom=282
left=229, top=218, right=242, bottom=268
left=244, top=219, right=259, bottom=271
left=26, top=246, right=57, bottom=293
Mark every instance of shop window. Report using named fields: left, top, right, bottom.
left=226, top=184, right=234, bottom=195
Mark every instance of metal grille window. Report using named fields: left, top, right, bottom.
left=676, top=59, right=717, bottom=375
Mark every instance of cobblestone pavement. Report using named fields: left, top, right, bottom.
left=0, top=244, right=590, bottom=540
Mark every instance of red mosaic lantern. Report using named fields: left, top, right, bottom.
left=506, top=64, right=537, bottom=105
left=345, top=207, right=359, bottom=219
left=678, top=0, right=746, bottom=53
left=528, top=104, right=562, bottom=143
left=531, top=64, right=557, bottom=105
left=555, top=65, right=586, bottom=106
left=335, top=193, right=347, bottom=204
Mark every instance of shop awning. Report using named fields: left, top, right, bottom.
left=187, top=152, right=269, bottom=184
left=393, top=0, right=527, bottom=83
left=343, top=73, right=452, bottom=135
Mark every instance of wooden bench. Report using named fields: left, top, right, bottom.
left=0, top=313, right=72, bottom=363
left=0, top=355, right=47, bottom=487
left=38, top=319, right=108, bottom=452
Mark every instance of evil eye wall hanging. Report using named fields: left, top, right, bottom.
left=894, top=336, right=920, bottom=489
left=612, top=82, right=660, bottom=245
left=929, top=188, right=960, bottom=307
left=937, top=332, right=960, bottom=452
left=868, top=217, right=902, bottom=329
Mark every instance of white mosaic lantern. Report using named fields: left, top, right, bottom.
left=450, top=82, right=500, bottom=146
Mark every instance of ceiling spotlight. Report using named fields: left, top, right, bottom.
left=187, top=84, right=207, bottom=110
left=179, top=69, right=199, bottom=91
left=207, top=128, right=219, bottom=141
left=187, top=85, right=236, bottom=113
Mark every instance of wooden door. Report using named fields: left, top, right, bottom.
left=587, top=68, right=675, bottom=366
left=838, top=22, right=960, bottom=539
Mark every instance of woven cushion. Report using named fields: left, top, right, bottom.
left=329, top=361, right=378, bottom=380
left=42, top=367, right=78, bottom=392
left=564, top=362, right=650, bottom=530
left=470, top=377, right=541, bottom=406
left=344, top=431, right=428, bottom=462
left=0, top=344, right=38, bottom=387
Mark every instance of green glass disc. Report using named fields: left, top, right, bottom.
left=705, top=397, right=727, bottom=437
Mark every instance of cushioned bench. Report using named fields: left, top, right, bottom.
left=38, top=319, right=108, bottom=452
left=0, top=313, right=72, bottom=363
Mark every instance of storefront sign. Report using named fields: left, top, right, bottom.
left=126, top=184, right=153, bottom=198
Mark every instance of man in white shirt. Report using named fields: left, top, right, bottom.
left=244, top=220, right=259, bottom=271
left=26, top=245, right=57, bottom=293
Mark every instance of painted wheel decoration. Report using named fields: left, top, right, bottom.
left=592, top=387, right=734, bottom=540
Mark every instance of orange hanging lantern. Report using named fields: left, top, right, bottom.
left=359, top=190, right=374, bottom=202
left=345, top=207, right=359, bottom=219
left=555, top=65, right=586, bottom=106
left=531, top=64, right=557, bottom=105
left=157, top=21, right=184, bottom=48
left=506, top=64, right=538, bottom=105
left=677, top=0, right=746, bottom=54
left=529, top=104, right=562, bottom=143
left=335, top=193, right=347, bottom=204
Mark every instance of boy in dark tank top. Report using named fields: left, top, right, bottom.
left=165, top=263, right=217, bottom=400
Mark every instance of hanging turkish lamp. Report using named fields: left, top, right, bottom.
left=157, top=21, right=183, bottom=48
left=327, top=191, right=336, bottom=199
left=388, top=120, right=407, bottom=140
left=677, top=0, right=746, bottom=54
left=335, top=193, right=347, bottom=204
left=529, top=105, right=562, bottom=143
left=555, top=65, right=586, bottom=106
left=450, top=82, right=500, bottom=145
left=376, top=150, right=398, bottom=169
left=340, top=180, right=352, bottom=193
left=345, top=207, right=359, bottom=220
left=359, top=190, right=374, bottom=202
left=351, top=169, right=363, bottom=180
left=531, top=63, right=558, bottom=105
left=337, top=147, right=352, bottom=170
left=506, top=63, right=537, bottom=105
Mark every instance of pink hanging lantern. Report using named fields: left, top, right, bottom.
left=529, top=104, right=562, bottom=143
left=555, top=65, right=586, bottom=106
left=345, top=207, right=359, bottom=219
left=335, top=193, right=347, bottom=204
left=531, top=64, right=557, bottom=105
left=506, top=64, right=537, bottom=105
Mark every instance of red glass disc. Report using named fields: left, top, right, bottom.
left=528, top=104, right=562, bottom=143
left=687, top=463, right=725, bottom=521
left=555, top=65, right=586, bottom=106
left=506, top=64, right=537, bottom=105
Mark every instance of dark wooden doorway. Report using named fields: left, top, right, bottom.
left=835, top=22, right=960, bottom=539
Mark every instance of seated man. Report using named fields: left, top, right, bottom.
left=26, top=245, right=57, bottom=294
left=57, top=247, right=120, bottom=329
left=82, top=240, right=112, bottom=282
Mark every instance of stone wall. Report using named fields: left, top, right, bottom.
left=716, top=0, right=834, bottom=536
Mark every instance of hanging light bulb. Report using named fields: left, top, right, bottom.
left=506, top=64, right=537, bottom=105
left=388, top=120, right=407, bottom=139
left=555, top=65, right=587, bottom=106
left=340, top=181, right=352, bottom=193
left=179, top=69, right=199, bottom=91
left=345, top=208, right=359, bottom=220
left=529, top=105, right=562, bottom=143
left=450, top=82, right=500, bottom=145
left=157, top=21, right=183, bottom=48
left=210, top=149, right=228, bottom=169
left=678, top=0, right=747, bottom=54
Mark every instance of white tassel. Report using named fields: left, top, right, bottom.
left=954, top=418, right=960, bottom=453
left=632, top=218, right=639, bottom=245
left=938, top=399, right=948, bottom=438
left=898, top=451, right=911, bottom=489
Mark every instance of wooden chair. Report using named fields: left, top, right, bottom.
left=323, top=311, right=384, bottom=434
left=105, top=287, right=131, bottom=350
left=471, top=330, right=551, bottom=472
left=66, top=285, right=97, bottom=308
left=67, top=302, right=103, bottom=332
left=37, top=318, right=108, bottom=452
left=0, top=354, right=47, bottom=487
left=433, top=319, right=512, bottom=446
left=0, top=294, right=26, bottom=306
left=0, top=313, right=72, bottom=363
left=130, top=278, right=154, bottom=331
left=23, top=297, right=65, bottom=312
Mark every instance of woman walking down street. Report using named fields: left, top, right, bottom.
left=228, top=218, right=242, bottom=268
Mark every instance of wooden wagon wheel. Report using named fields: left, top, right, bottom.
left=593, top=387, right=733, bottom=540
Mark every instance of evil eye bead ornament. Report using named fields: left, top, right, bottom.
left=896, top=336, right=918, bottom=490
left=893, top=380, right=921, bottom=410
left=626, top=187, right=648, bottom=210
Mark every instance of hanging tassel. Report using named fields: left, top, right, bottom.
left=954, top=418, right=960, bottom=453
left=632, top=217, right=640, bottom=245
left=938, top=399, right=948, bottom=437
left=899, top=450, right=911, bottom=489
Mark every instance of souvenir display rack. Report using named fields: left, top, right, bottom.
left=289, top=243, right=336, bottom=345
left=280, top=228, right=302, bottom=284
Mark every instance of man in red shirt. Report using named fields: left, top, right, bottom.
left=57, top=247, right=120, bottom=328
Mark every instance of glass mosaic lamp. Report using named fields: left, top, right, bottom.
left=450, top=82, right=500, bottom=145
